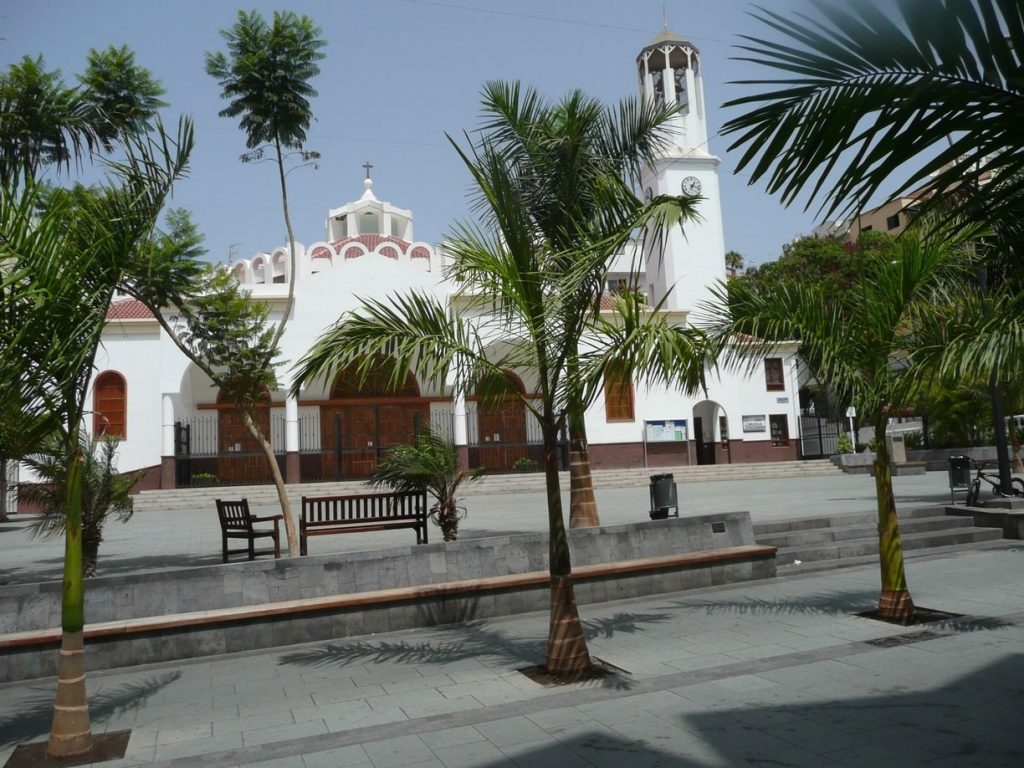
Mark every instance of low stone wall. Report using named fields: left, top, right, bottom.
left=0, top=513, right=774, bottom=682
left=831, top=446, right=1016, bottom=474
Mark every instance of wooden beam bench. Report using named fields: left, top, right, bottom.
left=0, top=545, right=775, bottom=652
left=300, top=491, right=429, bottom=555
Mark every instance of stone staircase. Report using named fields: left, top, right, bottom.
left=135, top=459, right=842, bottom=514
left=754, top=505, right=1006, bottom=574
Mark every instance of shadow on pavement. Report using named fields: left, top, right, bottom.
left=277, top=609, right=675, bottom=692
left=0, top=671, right=180, bottom=748
left=661, top=589, right=1018, bottom=634
left=682, top=654, right=1024, bottom=766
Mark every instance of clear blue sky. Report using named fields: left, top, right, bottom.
left=6, top=0, right=835, bottom=267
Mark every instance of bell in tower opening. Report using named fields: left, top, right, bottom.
left=637, top=27, right=707, bottom=152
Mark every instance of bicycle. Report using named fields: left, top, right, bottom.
left=965, top=463, right=1024, bottom=506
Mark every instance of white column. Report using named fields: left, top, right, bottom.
left=453, top=393, right=468, bottom=448
left=161, top=395, right=175, bottom=456
left=286, top=392, right=300, bottom=453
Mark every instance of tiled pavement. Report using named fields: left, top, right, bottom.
left=1, top=544, right=1022, bottom=767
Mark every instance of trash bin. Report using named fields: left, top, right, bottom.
left=948, top=455, right=971, bottom=504
left=649, top=473, right=678, bottom=519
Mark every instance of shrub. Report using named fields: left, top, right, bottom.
left=512, top=456, right=538, bottom=472
left=836, top=433, right=854, bottom=454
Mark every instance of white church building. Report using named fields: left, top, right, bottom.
left=90, top=29, right=805, bottom=492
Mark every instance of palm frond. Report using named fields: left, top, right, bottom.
left=722, top=0, right=1024, bottom=229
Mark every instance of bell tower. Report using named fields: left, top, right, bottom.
left=637, top=28, right=727, bottom=314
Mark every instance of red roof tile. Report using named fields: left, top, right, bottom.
left=106, top=299, right=154, bottom=320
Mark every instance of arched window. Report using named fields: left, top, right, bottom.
left=93, top=371, right=127, bottom=438
left=604, top=366, right=635, bottom=422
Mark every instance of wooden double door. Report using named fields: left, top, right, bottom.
left=320, top=402, right=429, bottom=479
left=475, top=398, right=529, bottom=470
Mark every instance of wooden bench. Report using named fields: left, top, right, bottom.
left=215, top=498, right=283, bottom=562
left=300, top=491, right=429, bottom=555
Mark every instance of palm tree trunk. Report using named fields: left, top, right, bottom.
left=0, top=458, right=8, bottom=523
left=542, top=420, right=592, bottom=677
left=1011, top=423, right=1023, bottom=473
left=48, top=448, right=92, bottom=757
left=568, top=408, right=599, bottom=529
left=242, top=411, right=299, bottom=558
left=872, top=418, right=915, bottom=621
left=82, top=523, right=101, bottom=579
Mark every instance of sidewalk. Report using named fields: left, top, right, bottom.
left=1, top=544, right=1020, bottom=767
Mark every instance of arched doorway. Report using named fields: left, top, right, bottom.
left=217, top=387, right=273, bottom=484
left=320, top=359, right=429, bottom=479
left=692, top=400, right=729, bottom=466
left=472, top=371, right=530, bottom=471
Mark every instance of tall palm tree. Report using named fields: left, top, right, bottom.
left=470, top=82, right=686, bottom=529
left=720, top=0, right=1024, bottom=492
left=205, top=10, right=325, bottom=557
left=0, top=119, right=192, bottom=757
left=292, top=84, right=709, bottom=677
left=702, top=227, right=976, bottom=621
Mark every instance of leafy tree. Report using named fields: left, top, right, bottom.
left=78, top=45, right=167, bottom=151
left=0, top=119, right=192, bottom=757
left=743, top=232, right=898, bottom=298
left=0, top=56, right=94, bottom=186
left=0, top=50, right=165, bottom=187
left=721, top=0, right=1024, bottom=493
left=703, top=227, right=975, bottom=622
left=371, top=427, right=482, bottom=541
left=204, top=10, right=324, bottom=556
left=20, top=434, right=145, bottom=577
left=292, top=83, right=709, bottom=678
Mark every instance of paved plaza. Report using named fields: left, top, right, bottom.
left=0, top=544, right=1020, bottom=767
left=0, top=470, right=956, bottom=585
left=2, top=469, right=1021, bottom=766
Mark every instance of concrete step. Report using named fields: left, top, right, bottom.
left=136, top=460, right=843, bottom=513
left=771, top=525, right=1004, bottom=567
left=755, top=515, right=975, bottom=548
left=775, top=537, right=1012, bottom=575
left=753, top=505, right=945, bottom=536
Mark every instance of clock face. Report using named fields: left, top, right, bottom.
left=681, top=176, right=702, bottom=196
left=644, top=187, right=653, bottom=203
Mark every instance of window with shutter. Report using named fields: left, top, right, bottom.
left=604, top=367, right=635, bottom=422
left=93, top=371, right=127, bottom=439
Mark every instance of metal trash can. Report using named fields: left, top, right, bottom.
left=649, top=473, right=678, bottom=519
left=948, top=455, right=971, bottom=505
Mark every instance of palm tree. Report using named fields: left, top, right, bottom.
left=20, top=434, right=145, bottom=577
left=0, top=119, right=192, bottom=757
left=724, top=250, right=745, bottom=277
left=292, top=84, right=709, bottom=678
left=702, top=227, right=975, bottom=622
left=205, top=10, right=325, bottom=557
left=720, top=0, right=1024, bottom=492
left=722, top=0, right=1024, bottom=231
left=371, top=426, right=482, bottom=542
left=467, top=82, right=687, bottom=529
